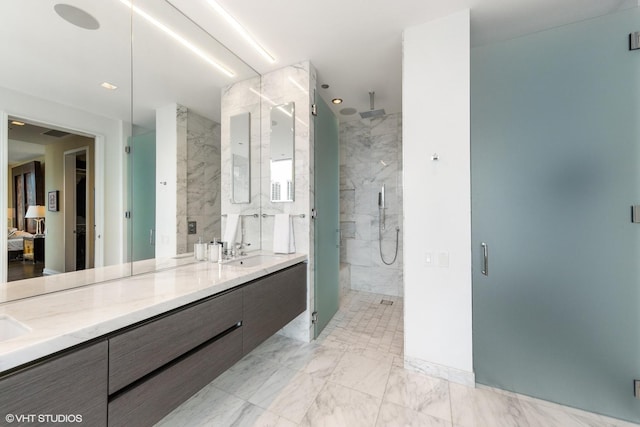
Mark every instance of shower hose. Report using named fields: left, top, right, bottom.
left=379, top=208, right=400, bottom=265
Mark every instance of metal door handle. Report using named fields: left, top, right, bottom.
left=481, top=242, right=488, bottom=276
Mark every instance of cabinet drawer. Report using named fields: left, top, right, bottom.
left=108, top=327, right=242, bottom=427
left=0, top=341, right=108, bottom=427
left=108, top=290, right=242, bottom=394
left=243, top=263, right=307, bottom=354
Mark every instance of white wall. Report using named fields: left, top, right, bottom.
left=402, top=10, right=473, bottom=381
left=155, top=104, right=179, bottom=258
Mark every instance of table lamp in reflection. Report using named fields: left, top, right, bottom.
left=25, top=205, right=46, bottom=236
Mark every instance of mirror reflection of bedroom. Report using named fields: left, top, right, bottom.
left=6, top=118, right=95, bottom=282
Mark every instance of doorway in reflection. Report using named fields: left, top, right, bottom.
left=6, top=119, right=96, bottom=281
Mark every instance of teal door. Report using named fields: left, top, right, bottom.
left=472, top=9, right=640, bottom=423
left=131, top=132, right=156, bottom=262
left=314, top=95, right=340, bottom=337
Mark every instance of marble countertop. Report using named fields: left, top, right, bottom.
left=0, top=252, right=307, bottom=373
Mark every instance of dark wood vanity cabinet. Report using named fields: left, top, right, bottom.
left=0, top=341, right=108, bottom=427
left=108, top=290, right=243, bottom=394
left=108, top=328, right=243, bottom=427
left=107, top=262, right=306, bottom=426
left=242, top=262, right=307, bottom=354
left=0, top=262, right=307, bottom=427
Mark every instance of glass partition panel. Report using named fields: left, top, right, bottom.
left=472, top=8, right=640, bottom=423
left=130, top=0, right=260, bottom=275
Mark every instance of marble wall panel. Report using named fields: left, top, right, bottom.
left=339, top=113, right=403, bottom=297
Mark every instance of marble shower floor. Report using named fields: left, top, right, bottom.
left=156, top=291, right=638, bottom=427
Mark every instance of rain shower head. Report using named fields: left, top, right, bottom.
left=359, top=91, right=385, bottom=119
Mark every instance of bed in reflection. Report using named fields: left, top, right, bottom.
left=7, top=227, right=33, bottom=261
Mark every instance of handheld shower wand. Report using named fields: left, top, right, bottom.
left=377, top=184, right=399, bottom=265
left=378, top=185, right=386, bottom=230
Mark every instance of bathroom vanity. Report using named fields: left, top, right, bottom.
left=0, top=254, right=307, bottom=426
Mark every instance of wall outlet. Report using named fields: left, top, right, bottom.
left=188, top=221, right=197, bottom=235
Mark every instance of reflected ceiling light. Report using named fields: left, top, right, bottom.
left=249, top=88, right=307, bottom=127
left=332, top=98, right=343, bottom=104
left=10, top=120, right=25, bottom=126
left=101, top=82, right=118, bottom=90
left=249, top=87, right=276, bottom=106
left=206, top=0, right=276, bottom=64
left=118, top=0, right=235, bottom=78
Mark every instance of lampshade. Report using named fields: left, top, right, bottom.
left=25, top=205, right=46, bottom=219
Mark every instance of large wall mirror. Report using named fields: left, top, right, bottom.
left=0, top=0, right=260, bottom=303
left=270, top=103, right=295, bottom=203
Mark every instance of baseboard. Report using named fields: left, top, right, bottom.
left=42, top=268, right=61, bottom=276
left=403, top=355, right=475, bottom=387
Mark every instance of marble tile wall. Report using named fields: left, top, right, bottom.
left=340, top=113, right=404, bottom=297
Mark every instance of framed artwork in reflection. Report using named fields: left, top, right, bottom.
left=48, top=190, right=59, bottom=212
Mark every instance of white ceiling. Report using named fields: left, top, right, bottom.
left=1, top=0, right=636, bottom=139
left=169, top=0, right=637, bottom=120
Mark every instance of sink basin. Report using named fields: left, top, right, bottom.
left=0, top=315, right=31, bottom=341
left=225, top=255, right=285, bottom=268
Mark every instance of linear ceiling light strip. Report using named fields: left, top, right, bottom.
left=119, top=0, right=235, bottom=77
left=207, top=0, right=276, bottom=64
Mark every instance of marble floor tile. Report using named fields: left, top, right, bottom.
left=449, top=382, right=530, bottom=427
left=376, top=401, right=452, bottom=427
left=249, top=368, right=326, bottom=424
left=294, top=344, right=346, bottom=379
left=211, top=353, right=281, bottom=400
left=384, top=365, right=452, bottom=422
left=328, top=351, right=393, bottom=398
left=300, top=382, right=382, bottom=427
left=155, top=385, right=246, bottom=427
left=250, top=333, right=308, bottom=365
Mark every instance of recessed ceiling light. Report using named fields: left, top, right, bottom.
left=332, top=98, right=343, bottom=105
left=101, top=82, right=118, bottom=90
left=206, top=0, right=276, bottom=64
left=10, top=120, right=25, bottom=126
left=119, top=0, right=235, bottom=78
